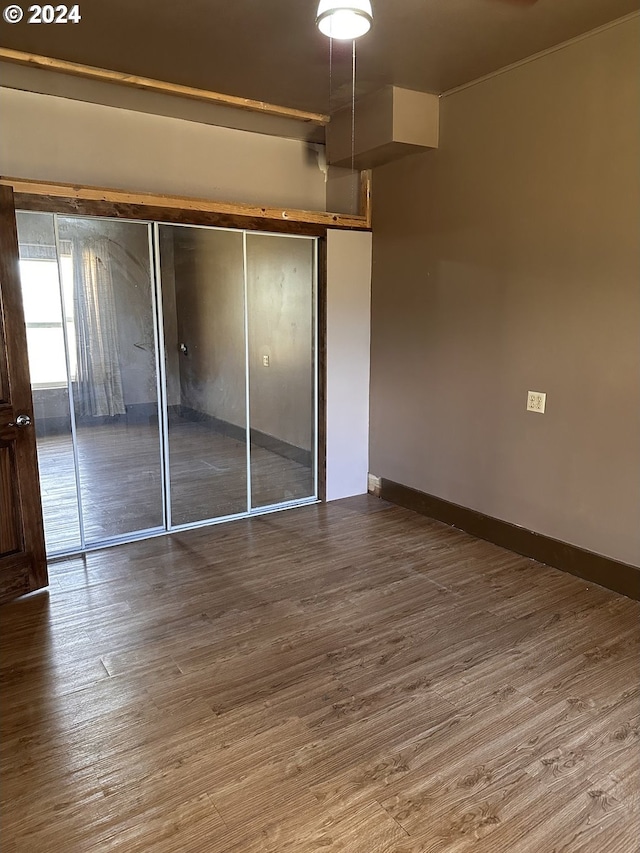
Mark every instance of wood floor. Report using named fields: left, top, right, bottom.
left=37, top=417, right=314, bottom=553
left=1, top=496, right=638, bottom=852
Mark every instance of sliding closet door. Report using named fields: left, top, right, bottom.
left=16, top=212, right=81, bottom=553
left=245, top=234, right=316, bottom=508
left=55, top=217, right=164, bottom=544
left=17, top=214, right=317, bottom=555
left=158, top=225, right=248, bottom=525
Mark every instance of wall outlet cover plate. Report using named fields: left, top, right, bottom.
left=527, top=391, right=546, bottom=413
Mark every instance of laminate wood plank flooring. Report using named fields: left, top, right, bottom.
left=1, top=496, right=638, bottom=852
left=35, top=417, right=314, bottom=553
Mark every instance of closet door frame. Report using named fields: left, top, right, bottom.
left=15, top=194, right=330, bottom=554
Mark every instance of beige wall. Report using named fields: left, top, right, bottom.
left=4, top=77, right=372, bottom=501
left=246, top=234, right=314, bottom=452
left=0, top=87, right=326, bottom=210
left=167, top=228, right=246, bottom=427
left=165, top=227, right=314, bottom=452
left=369, top=17, right=640, bottom=565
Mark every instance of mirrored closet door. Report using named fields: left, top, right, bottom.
left=158, top=225, right=248, bottom=526
left=246, top=233, right=316, bottom=509
left=16, top=213, right=317, bottom=557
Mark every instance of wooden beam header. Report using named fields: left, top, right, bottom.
left=0, top=47, right=330, bottom=126
left=0, top=177, right=371, bottom=232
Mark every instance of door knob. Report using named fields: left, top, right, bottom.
left=10, top=414, right=32, bottom=428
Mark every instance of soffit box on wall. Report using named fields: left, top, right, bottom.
left=327, top=86, right=439, bottom=169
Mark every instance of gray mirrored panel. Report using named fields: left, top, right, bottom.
left=158, top=225, right=248, bottom=525
left=246, top=233, right=316, bottom=508
left=56, top=216, right=163, bottom=543
left=16, top=211, right=82, bottom=554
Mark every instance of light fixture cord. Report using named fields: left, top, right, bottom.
left=329, top=35, right=333, bottom=113
left=351, top=38, right=356, bottom=213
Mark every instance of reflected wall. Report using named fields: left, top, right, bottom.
left=159, top=225, right=248, bottom=524
left=246, top=233, right=315, bottom=507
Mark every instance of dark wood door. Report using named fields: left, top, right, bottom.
left=0, top=185, right=47, bottom=603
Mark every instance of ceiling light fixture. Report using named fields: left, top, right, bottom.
left=316, top=0, right=373, bottom=40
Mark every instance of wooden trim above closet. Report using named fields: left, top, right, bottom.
left=1, top=176, right=372, bottom=235
left=0, top=48, right=330, bottom=126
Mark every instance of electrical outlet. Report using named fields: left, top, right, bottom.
left=262, top=354, right=270, bottom=367
left=527, top=391, right=546, bottom=414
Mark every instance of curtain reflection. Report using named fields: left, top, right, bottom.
left=73, top=237, right=126, bottom=418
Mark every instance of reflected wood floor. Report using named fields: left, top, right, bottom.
left=36, top=418, right=313, bottom=553
left=1, top=496, right=639, bottom=852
